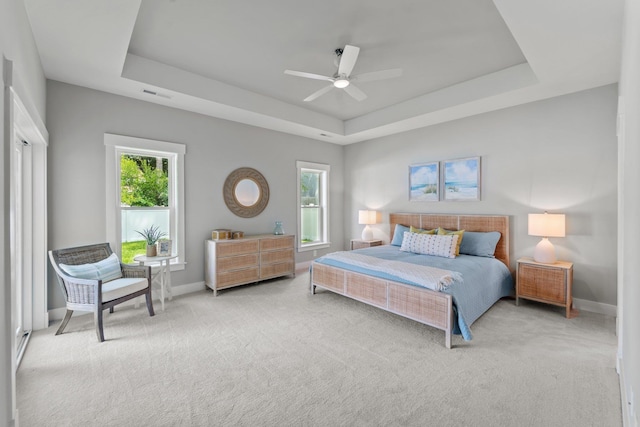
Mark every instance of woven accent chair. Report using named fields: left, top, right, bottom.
left=49, top=243, right=155, bottom=342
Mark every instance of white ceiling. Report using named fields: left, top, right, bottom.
left=24, top=0, right=623, bottom=145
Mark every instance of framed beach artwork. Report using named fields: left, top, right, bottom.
left=442, top=157, right=481, bottom=201
left=409, top=162, right=439, bottom=202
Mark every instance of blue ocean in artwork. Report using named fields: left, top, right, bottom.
left=410, top=163, right=438, bottom=201
left=411, top=183, right=434, bottom=191
left=444, top=159, right=479, bottom=200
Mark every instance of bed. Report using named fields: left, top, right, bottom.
left=310, top=213, right=513, bottom=348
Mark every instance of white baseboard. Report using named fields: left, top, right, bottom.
left=573, top=297, right=617, bottom=317
left=172, top=280, right=207, bottom=296
left=48, top=279, right=616, bottom=322
left=296, top=261, right=312, bottom=274
left=619, top=355, right=638, bottom=427
left=48, top=307, right=71, bottom=323
left=48, top=281, right=208, bottom=323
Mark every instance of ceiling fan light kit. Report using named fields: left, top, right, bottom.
left=333, top=77, right=350, bottom=88
left=284, top=44, right=402, bottom=102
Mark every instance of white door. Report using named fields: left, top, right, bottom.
left=12, top=135, right=33, bottom=366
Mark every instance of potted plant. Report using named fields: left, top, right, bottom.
left=135, top=225, right=167, bottom=257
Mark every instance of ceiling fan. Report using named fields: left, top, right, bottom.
left=284, top=45, right=403, bottom=102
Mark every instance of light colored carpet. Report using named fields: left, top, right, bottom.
left=17, top=272, right=621, bottom=426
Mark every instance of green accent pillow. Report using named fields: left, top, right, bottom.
left=410, top=225, right=436, bottom=235
left=437, top=227, right=465, bottom=256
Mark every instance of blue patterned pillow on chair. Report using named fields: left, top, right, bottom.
left=59, top=253, right=123, bottom=282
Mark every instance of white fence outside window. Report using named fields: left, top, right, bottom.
left=121, top=208, right=170, bottom=242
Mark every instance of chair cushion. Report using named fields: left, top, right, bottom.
left=102, top=277, right=148, bottom=302
left=59, top=253, right=123, bottom=283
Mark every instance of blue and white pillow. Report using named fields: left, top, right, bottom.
left=399, top=232, right=459, bottom=259
left=59, top=253, right=123, bottom=283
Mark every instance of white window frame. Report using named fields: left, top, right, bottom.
left=105, top=133, right=186, bottom=270
left=297, top=161, right=330, bottom=252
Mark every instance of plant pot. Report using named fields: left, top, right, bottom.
left=146, top=244, right=157, bottom=257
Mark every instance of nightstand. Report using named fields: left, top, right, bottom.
left=350, top=239, right=383, bottom=250
left=516, top=257, right=577, bottom=318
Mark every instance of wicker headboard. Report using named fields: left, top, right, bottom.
left=389, top=213, right=510, bottom=268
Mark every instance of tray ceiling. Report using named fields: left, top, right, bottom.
left=25, top=0, right=623, bottom=144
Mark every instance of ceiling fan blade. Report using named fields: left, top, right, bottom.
left=353, top=68, right=403, bottom=83
left=304, top=84, right=334, bottom=102
left=338, top=45, right=360, bottom=76
left=284, top=70, right=333, bottom=82
left=343, top=83, right=367, bottom=101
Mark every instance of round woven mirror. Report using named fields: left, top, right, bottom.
left=223, top=167, right=269, bottom=218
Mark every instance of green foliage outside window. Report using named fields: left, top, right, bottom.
left=120, top=155, right=169, bottom=207
left=301, top=171, right=319, bottom=206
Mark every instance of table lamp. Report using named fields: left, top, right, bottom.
left=358, top=210, right=377, bottom=240
left=528, top=212, right=565, bottom=263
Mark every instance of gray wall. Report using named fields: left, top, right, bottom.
left=47, top=81, right=619, bottom=309
left=46, top=81, right=344, bottom=310
left=619, top=0, right=640, bottom=421
left=344, top=84, right=618, bottom=307
left=1, top=0, right=47, bottom=424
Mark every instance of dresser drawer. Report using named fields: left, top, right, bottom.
left=217, top=254, right=258, bottom=272
left=261, top=249, right=293, bottom=265
left=216, top=240, right=259, bottom=257
left=518, top=263, right=566, bottom=304
left=261, top=262, right=294, bottom=279
left=217, top=267, right=259, bottom=288
left=260, top=236, right=294, bottom=251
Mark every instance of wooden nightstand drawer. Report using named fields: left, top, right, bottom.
left=518, top=263, right=566, bottom=304
left=351, top=239, right=383, bottom=250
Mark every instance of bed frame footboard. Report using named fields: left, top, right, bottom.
left=310, top=262, right=454, bottom=349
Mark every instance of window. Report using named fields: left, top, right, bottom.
left=105, top=134, right=185, bottom=269
left=297, top=161, right=330, bottom=251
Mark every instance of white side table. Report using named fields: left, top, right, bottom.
left=133, top=254, right=177, bottom=311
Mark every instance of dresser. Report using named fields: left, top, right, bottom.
left=205, top=234, right=295, bottom=296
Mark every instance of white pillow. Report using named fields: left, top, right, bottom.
left=399, top=232, right=459, bottom=259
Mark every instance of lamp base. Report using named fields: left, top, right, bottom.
left=361, top=225, right=373, bottom=241
left=533, top=237, right=557, bottom=263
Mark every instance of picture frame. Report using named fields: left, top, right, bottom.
left=409, top=162, right=439, bottom=202
left=442, top=156, right=481, bottom=201
left=157, top=239, right=172, bottom=256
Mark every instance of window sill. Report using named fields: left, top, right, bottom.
left=298, top=242, right=330, bottom=253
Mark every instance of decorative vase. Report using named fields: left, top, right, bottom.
left=146, top=244, right=157, bottom=257
left=274, top=221, right=284, bottom=235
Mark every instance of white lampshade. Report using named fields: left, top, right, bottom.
left=528, top=212, right=565, bottom=263
left=358, top=210, right=377, bottom=225
left=528, top=213, right=566, bottom=237
left=358, top=210, right=377, bottom=240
